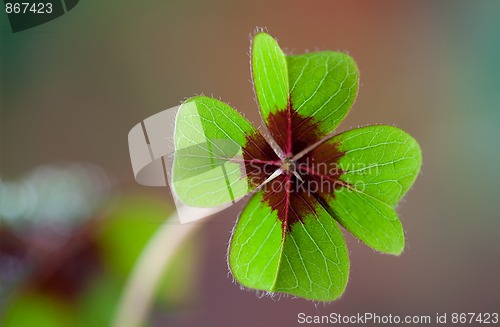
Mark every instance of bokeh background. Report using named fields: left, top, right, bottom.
left=1, top=0, right=500, bottom=326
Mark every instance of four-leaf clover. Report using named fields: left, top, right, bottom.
left=171, top=32, right=422, bottom=301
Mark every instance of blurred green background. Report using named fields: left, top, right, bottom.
left=1, top=0, right=500, bottom=326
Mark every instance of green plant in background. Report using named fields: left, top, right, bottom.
left=172, top=31, right=422, bottom=301
left=1, top=193, right=197, bottom=327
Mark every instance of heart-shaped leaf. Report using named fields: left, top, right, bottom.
left=229, top=190, right=349, bottom=301
left=172, top=96, right=277, bottom=207
left=302, top=125, right=422, bottom=254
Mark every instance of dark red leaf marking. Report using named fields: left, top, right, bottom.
left=265, top=102, right=322, bottom=156
left=243, top=131, right=281, bottom=187
left=242, top=103, right=349, bottom=234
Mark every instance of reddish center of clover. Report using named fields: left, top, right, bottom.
left=242, top=103, right=348, bottom=233
left=280, top=157, right=294, bottom=174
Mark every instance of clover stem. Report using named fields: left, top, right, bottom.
left=112, top=206, right=218, bottom=327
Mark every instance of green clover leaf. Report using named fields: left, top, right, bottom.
left=171, top=32, right=422, bottom=301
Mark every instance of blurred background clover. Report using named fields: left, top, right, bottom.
left=0, top=163, right=199, bottom=326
